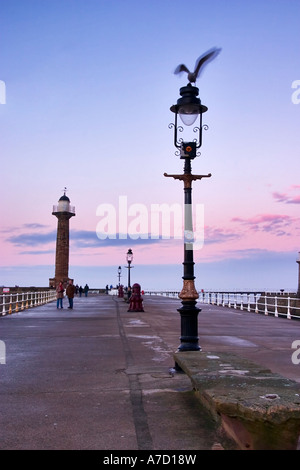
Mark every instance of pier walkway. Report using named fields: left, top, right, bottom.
left=1, top=294, right=300, bottom=451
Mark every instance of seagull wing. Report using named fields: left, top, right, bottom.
left=194, top=47, right=221, bottom=78
left=174, top=63, right=190, bottom=75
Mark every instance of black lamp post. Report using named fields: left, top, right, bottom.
left=126, top=249, right=133, bottom=289
left=118, top=266, right=122, bottom=287
left=165, top=83, right=211, bottom=355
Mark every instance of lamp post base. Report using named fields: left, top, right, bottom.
left=177, top=300, right=201, bottom=352
left=176, top=279, right=201, bottom=357
left=174, top=297, right=201, bottom=371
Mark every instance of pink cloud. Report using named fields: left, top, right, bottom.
left=231, top=213, right=295, bottom=236
left=204, top=226, right=241, bottom=244
left=287, top=195, right=300, bottom=204
left=272, top=192, right=289, bottom=203
left=273, top=187, right=300, bottom=204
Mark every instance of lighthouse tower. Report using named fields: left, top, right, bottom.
left=49, top=189, right=75, bottom=288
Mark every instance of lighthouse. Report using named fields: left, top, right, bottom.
left=49, top=189, right=75, bottom=288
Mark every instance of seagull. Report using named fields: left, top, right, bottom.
left=174, top=47, right=221, bottom=84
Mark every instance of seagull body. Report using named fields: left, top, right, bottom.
left=174, top=47, right=221, bottom=83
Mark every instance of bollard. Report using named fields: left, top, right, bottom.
left=127, top=283, right=144, bottom=312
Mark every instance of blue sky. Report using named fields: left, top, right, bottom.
left=0, top=0, right=300, bottom=291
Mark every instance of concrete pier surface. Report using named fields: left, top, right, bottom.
left=1, top=293, right=300, bottom=452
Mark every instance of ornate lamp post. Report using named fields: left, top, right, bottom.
left=165, top=82, right=211, bottom=354
left=126, top=249, right=133, bottom=289
left=118, top=266, right=122, bottom=287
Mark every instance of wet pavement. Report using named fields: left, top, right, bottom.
left=1, top=293, right=300, bottom=453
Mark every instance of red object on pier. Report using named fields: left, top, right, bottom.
left=128, top=283, right=144, bottom=312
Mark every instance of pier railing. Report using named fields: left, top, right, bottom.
left=1, top=290, right=57, bottom=316
left=144, top=291, right=300, bottom=320
left=2, top=289, right=299, bottom=320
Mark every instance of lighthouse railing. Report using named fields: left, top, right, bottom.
left=52, top=204, right=75, bottom=214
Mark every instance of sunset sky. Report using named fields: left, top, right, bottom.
left=0, top=0, right=300, bottom=291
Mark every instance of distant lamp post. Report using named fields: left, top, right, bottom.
left=165, top=82, right=211, bottom=355
left=126, top=249, right=133, bottom=289
left=118, top=266, right=122, bottom=287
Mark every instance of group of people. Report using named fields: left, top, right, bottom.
left=56, top=281, right=89, bottom=309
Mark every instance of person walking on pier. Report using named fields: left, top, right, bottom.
left=66, top=279, right=76, bottom=309
left=84, top=284, right=89, bottom=297
left=56, top=281, right=64, bottom=309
